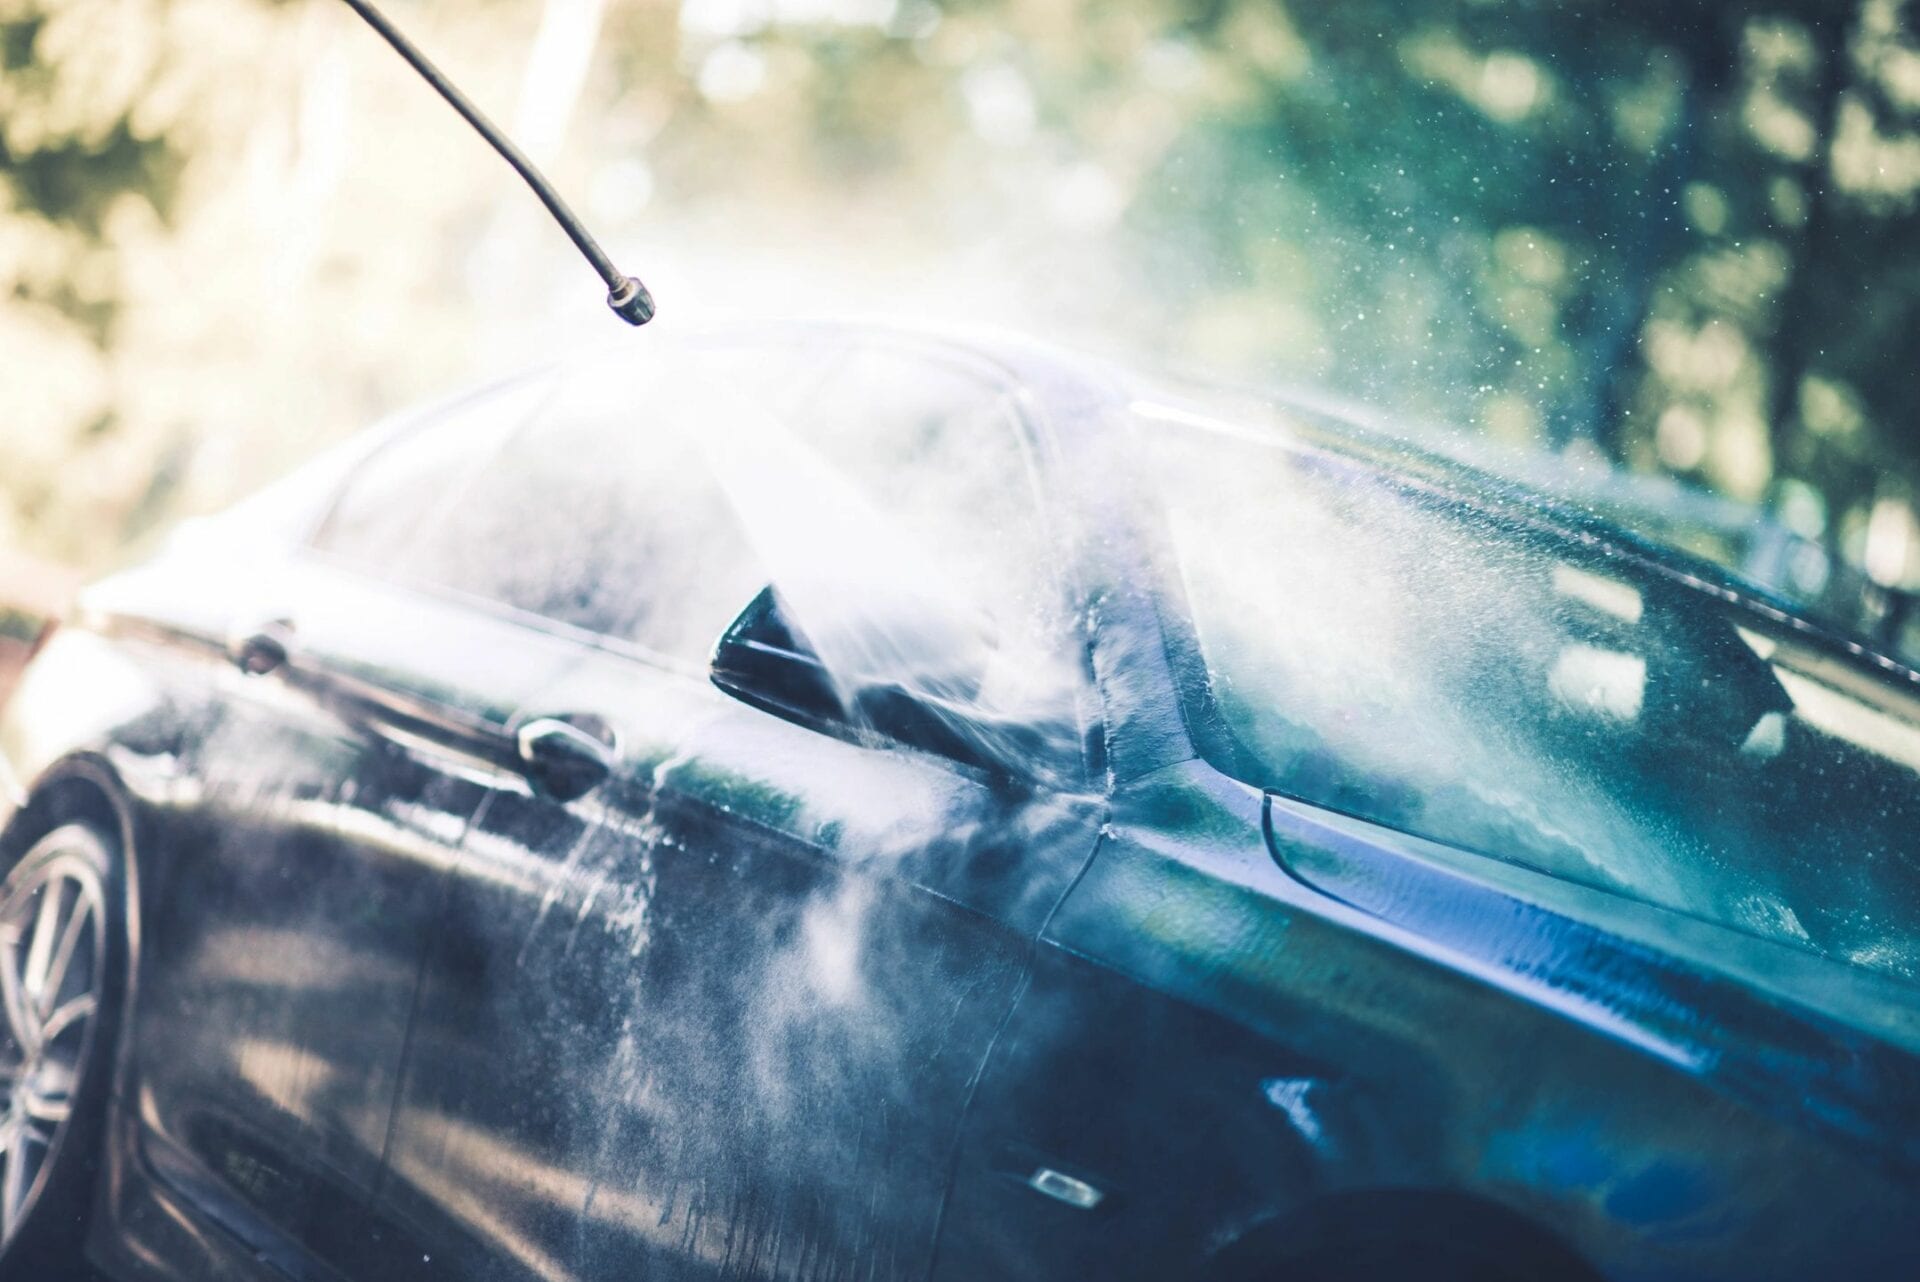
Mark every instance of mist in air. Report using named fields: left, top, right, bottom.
left=6, top=0, right=1920, bottom=627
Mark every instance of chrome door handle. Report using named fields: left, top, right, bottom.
left=228, top=619, right=296, bottom=676
left=515, top=716, right=615, bottom=801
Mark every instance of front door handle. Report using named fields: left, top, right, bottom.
left=228, top=618, right=296, bottom=676
left=515, top=716, right=616, bottom=801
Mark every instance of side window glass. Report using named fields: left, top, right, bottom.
left=395, top=360, right=769, bottom=667
left=310, top=375, right=553, bottom=569
left=768, top=344, right=1072, bottom=706
left=311, top=341, right=1072, bottom=696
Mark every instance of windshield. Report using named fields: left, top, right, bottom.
left=1153, top=414, right=1920, bottom=982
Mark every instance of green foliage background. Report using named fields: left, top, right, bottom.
left=3, top=0, right=1917, bottom=612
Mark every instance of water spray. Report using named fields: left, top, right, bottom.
left=337, top=0, right=656, bottom=326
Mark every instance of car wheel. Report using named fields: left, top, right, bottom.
left=0, top=821, right=124, bottom=1269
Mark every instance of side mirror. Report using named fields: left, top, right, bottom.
left=710, top=586, right=1075, bottom=785
left=708, top=586, right=845, bottom=732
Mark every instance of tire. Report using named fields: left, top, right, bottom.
left=0, top=820, right=126, bottom=1273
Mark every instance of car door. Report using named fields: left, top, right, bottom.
left=371, top=337, right=1107, bottom=1280
left=132, top=373, right=579, bottom=1277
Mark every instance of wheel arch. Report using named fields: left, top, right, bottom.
left=4, top=751, right=140, bottom=864
left=1203, top=1185, right=1604, bottom=1282
left=2, top=752, right=146, bottom=999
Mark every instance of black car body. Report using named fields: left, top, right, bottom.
left=2, top=321, right=1917, bottom=1280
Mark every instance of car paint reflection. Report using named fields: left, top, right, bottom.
left=2, top=325, right=1918, bottom=1282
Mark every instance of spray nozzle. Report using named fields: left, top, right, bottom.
left=608, top=276, right=657, bottom=326
left=339, top=0, right=656, bottom=327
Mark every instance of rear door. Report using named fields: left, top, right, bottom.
left=372, top=338, right=1106, bottom=1280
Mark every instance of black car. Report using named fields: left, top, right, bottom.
left=3, top=321, right=1918, bottom=1281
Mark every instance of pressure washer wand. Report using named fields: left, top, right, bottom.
left=338, top=0, right=655, bottom=326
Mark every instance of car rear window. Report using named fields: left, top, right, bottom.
left=1154, top=415, right=1920, bottom=982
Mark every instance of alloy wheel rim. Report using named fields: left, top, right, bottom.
left=0, top=840, right=105, bottom=1246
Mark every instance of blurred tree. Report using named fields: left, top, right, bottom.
left=1, top=0, right=182, bottom=337
left=1, top=0, right=499, bottom=567
left=1111, top=0, right=1919, bottom=594
left=1, top=0, right=188, bottom=558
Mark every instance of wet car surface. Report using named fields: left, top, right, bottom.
left=2, top=320, right=1918, bottom=1280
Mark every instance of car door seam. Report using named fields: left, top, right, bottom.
left=920, top=803, right=1113, bottom=1281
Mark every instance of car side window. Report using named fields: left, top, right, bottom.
left=310, top=355, right=768, bottom=666
left=309, top=373, right=554, bottom=570
left=388, top=360, right=771, bottom=667
left=778, top=343, right=1069, bottom=671
left=1158, top=422, right=1920, bottom=981
left=311, top=340, right=1071, bottom=693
